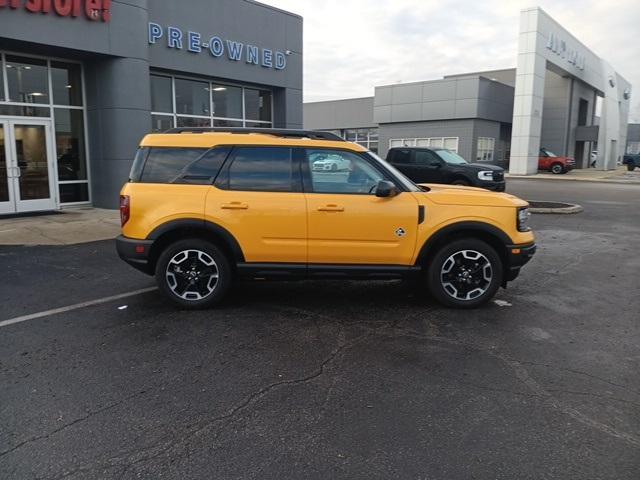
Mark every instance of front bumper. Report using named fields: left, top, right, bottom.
left=116, top=235, right=154, bottom=275
left=504, top=243, right=536, bottom=282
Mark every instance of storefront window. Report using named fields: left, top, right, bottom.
left=151, top=114, right=174, bottom=132
left=51, top=62, right=83, bottom=106
left=176, top=116, right=211, bottom=128
left=244, top=89, right=272, bottom=122
left=0, top=105, right=50, bottom=117
left=213, top=118, right=243, bottom=127
left=54, top=108, right=87, bottom=181
left=211, top=84, right=242, bottom=119
left=151, top=75, right=173, bottom=113
left=245, top=121, right=273, bottom=128
left=6, top=55, right=49, bottom=104
left=0, top=66, right=4, bottom=101
left=476, top=137, right=495, bottom=162
left=174, top=78, right=209, bottom=116
left=59, top=183, right=89, bottom=203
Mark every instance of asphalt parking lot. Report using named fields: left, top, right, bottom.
left=1, top=179, right=639, bottom=479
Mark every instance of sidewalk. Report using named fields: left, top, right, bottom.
left=0, top=208, right=120, bottom=246
left=506, top=165, right=640, bottom=184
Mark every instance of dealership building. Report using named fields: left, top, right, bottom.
left=0, top=0, right=302, bottom=213
left=305, top=7, right=632, bottom=175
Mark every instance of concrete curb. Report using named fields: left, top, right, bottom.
left=506, top=174, right=640, bottom=185
left=528, top=201, right=583, bottom=214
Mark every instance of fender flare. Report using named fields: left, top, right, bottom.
left=148, top=218, right=245, bottom=263
left=415, top=221, right=513, bottom=265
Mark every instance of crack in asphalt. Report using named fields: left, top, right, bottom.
left=42, top=316, right=393, bottom=480
left=0, top=390, right=148, bottom=459
left=388, top=327, right=640, bottom=449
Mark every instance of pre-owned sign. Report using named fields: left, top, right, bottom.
left=0, top=0, right=111, bottom=22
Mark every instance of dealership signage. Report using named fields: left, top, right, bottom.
left=546, top=32, right=585, bottom=71
left=0, top=0, right=111, bottom=21
left=148, top=23, right=287, bottom=71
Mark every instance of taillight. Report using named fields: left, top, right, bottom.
left=120, top=195, right=130, bottom=226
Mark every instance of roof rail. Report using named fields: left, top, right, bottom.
left=163, top=127, right=345, bottom=141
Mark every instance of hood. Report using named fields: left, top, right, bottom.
left=418, top=183, right=529, bottom=207
left=466, top=163, right=504, bottom=171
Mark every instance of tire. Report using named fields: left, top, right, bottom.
left=426, top=238, right=503, bottom=309
left=155, top=238, right=232, bottom=309
left=550, top=163, right=564, bottom=174
left=451, top=178, right=470, bottom=186
left=627, top=163, right=635, bottom=172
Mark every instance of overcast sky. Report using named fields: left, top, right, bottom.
left=264, top=0, right=640, bottom=122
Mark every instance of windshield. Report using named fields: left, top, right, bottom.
left=365, top=151, right=423, bottom=192
left=433, top=149, right=468, bottom=165
left=541, top=148, right=557, bottom=157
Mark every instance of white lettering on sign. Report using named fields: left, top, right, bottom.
left=546, top=32, right=585, bottom=71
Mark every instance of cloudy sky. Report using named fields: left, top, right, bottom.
left=264, top=0, right=640, bottom=122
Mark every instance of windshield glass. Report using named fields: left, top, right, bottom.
left=541, top=148, right=557, bottom=157
left=365, top=151, right=422, bottom=192
left=434, top=149, right=468, bottom=165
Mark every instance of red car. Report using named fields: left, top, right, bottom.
left=539, top=148, right=575, bottom=174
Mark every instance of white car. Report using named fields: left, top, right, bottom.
left=312, top=154, right=351, bottom=172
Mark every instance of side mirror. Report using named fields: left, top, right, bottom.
left=375, top=180, right=398, bottom=198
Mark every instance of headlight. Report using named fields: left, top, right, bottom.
left=477, top=171, right=494, bottom=181
left=517, top=207, right=531, bottom=232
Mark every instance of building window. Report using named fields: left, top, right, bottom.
left=150, top=73, right=273, bottom=131
left=476, top=137, right=495, bottom=162
left=150, top=75, right=173, bottom=113
left=50, top=62, right=83, bottom=106
left=342, top=128, right=379, bottom=153
left=6, top=55, right=49, bottom=104
left=1, top=51, right=90, bottom=205
left=389, top=137, right=459, bottom=153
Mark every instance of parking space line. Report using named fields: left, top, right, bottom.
left=0, top=286, right=158, bottom=329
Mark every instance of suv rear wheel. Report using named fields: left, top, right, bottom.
left=426, top=238, right=503, bottom=308
left=155, top=239, right=231, bottom=309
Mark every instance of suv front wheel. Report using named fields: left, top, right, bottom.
left=426, top=238, right=503, bottom=308
left=155, top=239, right=232, bottom=309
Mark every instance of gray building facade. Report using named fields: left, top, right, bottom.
left=304, top=70, right=516, bottom=165
left=0, top=0, right=302, bottom=212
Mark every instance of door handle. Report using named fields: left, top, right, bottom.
left=317, top=204, right=344, bottom=212
left=221, top=202, right=248, bottom=210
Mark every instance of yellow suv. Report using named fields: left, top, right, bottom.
left=117, top=128, right=535, bottom=309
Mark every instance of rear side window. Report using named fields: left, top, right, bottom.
left=224, top=147, right=293, bottom=192
left=129, top=147, right=149, bottom=182
left=139, top=148, right=208, bottom=183
left=391, top=149, right=413, bottom=164
left=174, top=147, right=230, bottom=184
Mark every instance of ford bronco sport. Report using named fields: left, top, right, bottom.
left=117, top=128, right=535, bottom=309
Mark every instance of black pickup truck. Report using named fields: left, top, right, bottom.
left=386, top=147, right=506, bottom=191
left=623, top=153, right=640, bottom=171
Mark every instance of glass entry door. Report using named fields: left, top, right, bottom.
left=0, top=119, right=57, bottom=214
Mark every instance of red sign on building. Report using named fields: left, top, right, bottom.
left=0, top=0, right=111, bottom=22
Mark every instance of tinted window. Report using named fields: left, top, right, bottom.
left=6, top=55, right=49, bottom=104
left=227, top=147, right=293, bottom=192
left=51, top=62, right=83, bottom=106
left=175, top=148, right=230, bottom=184
left=306, top=149, right=384, bottom=194
left=415, top=150, right=441, bottom=165
left=140, top=148, right=207, bottom=183
left=391, top=149, right=412, bottom=164
left=174, top=78, right=209, bottom=116
left=150, top=75, right=173, bottom=113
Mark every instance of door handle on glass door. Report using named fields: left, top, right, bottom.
left=221, top=202, right=249, bottom=210
left=317, top=204, right=344, bottom=212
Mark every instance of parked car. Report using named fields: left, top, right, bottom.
left=311, top=153, right=351, bottom=171
left=117, top=128, right=535, bottom=310
left=539, top=148, right=575, bottom=174
left=385, top=147, right=505, bottom=192
left=623, top=153, right=640, bottom=171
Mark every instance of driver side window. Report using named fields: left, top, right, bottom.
left=415, top=150, right=442, bottom=166
left=305, top=149, right=385, bottom=194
